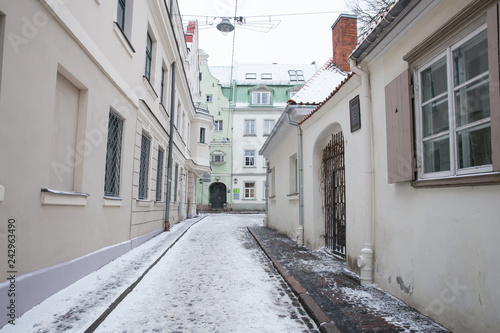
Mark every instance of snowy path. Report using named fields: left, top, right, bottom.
left=95, top=214, right=316, bottom=332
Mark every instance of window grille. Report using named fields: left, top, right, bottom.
left=116, top=0, right=126, bottom=30
left=145, top=32, right=152, bottom=80
left=138, top=133, right=150, bottom=199
left=104, top=111, right=123, bottom=197
left=156, top=148, right=164, bottom=201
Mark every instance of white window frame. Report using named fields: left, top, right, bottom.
left=415, top=25, right=492, bottom=180
left=214, top=120, right=223, bottom=131
left=244, top=150, right=255, bottom=167
left=245, top=119, right=255, bottom=135
left=264, top=119, right=275, bottom=135
left=251, top=91, right=271, bottom=105
left=245, top=73, right=257, bottom=79
left=211, top=151, right=225, bottom=164
left=244, top=181, right=255, bottom=199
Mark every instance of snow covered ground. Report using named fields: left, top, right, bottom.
left=1, top=214, right=317, bottom=333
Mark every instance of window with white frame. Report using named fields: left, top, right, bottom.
left=251, top=91, right=271, bottom=105
left=245, top=150, right=255, bottom=167
left=199, top=127, right=206, bottom=143
left=211, top=151, right=225, bottom=164
left=416, top=27, right=491, bottom=178
left=264, top=119, right=275, bottom=135
left=261, top=73, right=272, bottom=80
left=138, top=133, right=151, bottom=200
left=160, top=65, right=166, bottom=106
left=245, top=73, right=257, bottom=79
left=145, top=31, right=153, bottom=81
left=289, top=154, right=298, bottom=194
left=214, top=120, right=223, bottom=131
left=245, top=119, right=255, bottom=135
left=270, top=167, right=276, bottom=197
left=244, top=182, right=255, bottom=199
left=116, top=0, right=126, bottom=31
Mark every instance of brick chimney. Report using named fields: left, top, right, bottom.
left=331, top=14, right=357, bottom=72
left=185, top=21, right=196, bottom=43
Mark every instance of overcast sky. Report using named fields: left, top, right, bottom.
left=177, top=0, right=351, bottom=67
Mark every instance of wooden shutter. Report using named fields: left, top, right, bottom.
left=385, top=69, right=415, bottom=183
left=488, top=3, right=500, bottom=171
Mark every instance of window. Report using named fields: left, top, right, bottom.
left=245, top=150, right=255, bottom=167
left=116, top=0, right=126, bottom=31
left=245, top=73, right=257, bottom=79
left=214, top=120, right=223, bottom=131
left=270, top=167, right=276, bottom=197
left=174, top=164, right=179, bottom=202
left=145, top=31, right=152, bottom=81
left=155, top=148, right=164, bottom=201
left=417, top=28, right=491, bottom=178
left=104, top=110, right=123, bottom=197
left=244, top=182, right=255, bottom=199
left=263, top=157, right=269, bottom=168
left=245, top=120, right=255, bottom=135
left=289, top=154, right=298, bottom=194
left=261, top=73, right=272, bottom=80
left=264, top=119, right=275, bottom=135
left=206, top=94, right=213, bottom=103
left=289, top=70, right=305, bottom=82
left=160, top=66, right=166, bottom=105
left=212, top=151, right=225, bottom=164
left=251, top=91, right=271, bottom=105
left=199, top=127, right=206, bottom=143
left=138, top=133, right=151, bottom=199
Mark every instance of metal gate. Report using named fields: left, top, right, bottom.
left=323, top=132, right=346, bottom=257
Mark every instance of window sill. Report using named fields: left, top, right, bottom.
left=154, top=201, right=165, bottom=207
left=136, top=199, right=153, bottom=206
left=103, top=196, right=122, bottom=207
left=113, top=22, right=135, bottom=57
left=41, top=188, right=89, bottom=206
left=411, top=173, right=500, bottom=188
left=243, top=134, right=257, bottom=137
left=242, top=198, right=257, bottom=201
left=143, top=76, right=158, bottom=99
left=160, top=103, right=169, bottom=117
left=243, top=166, right=256, bottom=168
left=287, top=193, right=299, bottom=200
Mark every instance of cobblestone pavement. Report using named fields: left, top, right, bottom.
left=249, top=225, right=451, bottom=333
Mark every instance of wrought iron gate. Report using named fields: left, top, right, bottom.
left=323, top=132, right=346, bottom=257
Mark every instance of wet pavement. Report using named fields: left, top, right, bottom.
left=249, top=225, right=451, bottom=333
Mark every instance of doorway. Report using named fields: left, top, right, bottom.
left=209, top=182, right=227, bottom=210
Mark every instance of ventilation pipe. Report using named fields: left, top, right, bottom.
left=349, top=58, right=374, bottom=286
left=286, top=107, right=304, bottom=247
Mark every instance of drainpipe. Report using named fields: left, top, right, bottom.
left=349, top=58, right=374, bottom=286
left=286, top=107, right=304, bottom=247
left=165, top=61, right=177, bottom=231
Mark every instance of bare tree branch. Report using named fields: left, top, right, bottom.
left=345, top=0, right=396, bottom=42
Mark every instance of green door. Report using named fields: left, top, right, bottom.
left=210, top=182, right=227, bottom=209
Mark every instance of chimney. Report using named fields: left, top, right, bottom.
left=331, top=14, right=357, bottom=72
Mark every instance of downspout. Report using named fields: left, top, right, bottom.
left=349, top=58, right=374, bottom=286
left=286, top=107, right=304, bottom=247
left=165, top=61, right=177, bottom=231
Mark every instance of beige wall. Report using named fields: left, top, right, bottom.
left=0, top=0, right=210, bottom=323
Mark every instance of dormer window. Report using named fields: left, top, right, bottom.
left=245, top=73, right=257, bottom=79
left=250, top=85, right=273, bottom=105
left=211, top=151, right=225, bottom=164
left=261, top=73, right=272, bottom=80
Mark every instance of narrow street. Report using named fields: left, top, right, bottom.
left=3, top=215, right=317, bottom=333
left=95, top=214, right=317, bottom=332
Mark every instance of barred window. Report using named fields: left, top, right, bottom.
left=156, top=148, right=164, bottom=201
left=104, top=110, right=123, bottom=197
left=138, top=133, right=151, bottom=200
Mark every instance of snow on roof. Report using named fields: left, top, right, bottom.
left=289, top=57, right=348, bottom=105
left=208, top=63, right=318, bottom=86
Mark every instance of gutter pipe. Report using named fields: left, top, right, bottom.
left=285, top=106, right=305, bottom=247
left=349, top=58, right=374, bottom=286
left=164, top=61, right=177, bottom=231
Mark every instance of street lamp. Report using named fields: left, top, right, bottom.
left=216, top=17, right=234, bottom=35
